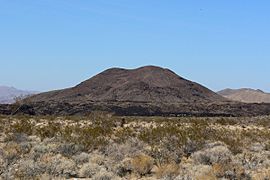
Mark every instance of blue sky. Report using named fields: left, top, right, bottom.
left=0, top=0, right=269, bottom=92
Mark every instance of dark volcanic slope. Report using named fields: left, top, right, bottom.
left=29, top=66, right=225, bottom=104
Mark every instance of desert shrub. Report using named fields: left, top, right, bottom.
left=45, top=154, right=77, bottom=178
left=154, top=162, right=179, bottom=179
left=212, top=163, right=249, bottom=179
left=265, top=141, right=270, bottom=151
left=89, top=152, right=105, bottom=166
left=212, top=128, right=243, bottom=154
left=72, top=152, right=90, bottom=164
left=92, top=168, right=117, bottom=180
left=104, top=138, right=145, bottom=161
left=27, top=135, right=41, bottom=143
left=61, top=125, right=111, bottom=151
left=149, top=135, right=186, bottom=164
left=191, top=142, right=232, bottom=165
left=249, top=142, right=265, bottom=152
left=77, top=128, right=109, bottom=150
left=113, top=157, right=133, bottom=177
left=19, top=141, right=32, bottom=154
left=251, top=167, right=270, bottom=180
left=7, top=133, right=28, bottom=143
left=88, top=111, right=114, bottom=122
left=15, top=159, right=43, bottom=178
left=139, top=121, right=208, bottom=164
left=29, top=144, right=52, bottom=161
left=177, top=164, right=216, bottom=180
left=79, top=162, right=101, bottom=178
left=35, top=122, right=61, bottom=140
left=185, top=120, right=210, bottom=145
left=241, top=128, right=270, bottom=144
left=215, top=117, right=237, bottom=126
left=183, top=138, right=203, bottom=157
left=36, top=173, right=52, bottom=180
left=10, top=119, right=33, bottom=136
left=38, top=153, right=54, bottom=166
left=56, top=143, right=84, bottom=157
left=131, top=153, right=154, bottom=176
left=235, top=151, right=270, bottom=170
left=114, top=127, right=135, bottom=143
left=139, top=124, right=184, bottom=146
left=0, top=156, right=5, bottom=175
left=255, top=117, right=270, bottom=127
left=3, top=142, right=22, bottom=165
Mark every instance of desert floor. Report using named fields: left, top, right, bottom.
left=0, top=113, right=269, bottom=179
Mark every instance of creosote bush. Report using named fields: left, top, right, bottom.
left=35, top=122, right=61, bottom=140
left=9, top=119, right=33, bottom=136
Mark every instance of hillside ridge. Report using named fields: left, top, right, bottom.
left=218, top=88, right=270, bottom=103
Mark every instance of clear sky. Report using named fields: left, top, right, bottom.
left=0, top=0, right=269, bottom=92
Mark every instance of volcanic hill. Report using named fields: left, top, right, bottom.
left=29, top=66, right=225, bottom=104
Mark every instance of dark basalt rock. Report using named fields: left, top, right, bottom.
left=1, top=101, right=270, bottom=117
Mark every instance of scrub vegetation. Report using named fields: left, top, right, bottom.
left=0, top=113, right=269, bottom=179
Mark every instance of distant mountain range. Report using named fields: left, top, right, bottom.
left=0, top=86, right=38, bottom=104
left=218, top=88, right=270, bottom=103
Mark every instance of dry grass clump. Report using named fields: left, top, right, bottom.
left=154, top=162, right=180, bottom=179
left=214, top=117, right=238, bottom=126
left=235, top=151, right=270, bottom=170
left=177, top=164, right=216, bottom=180
left=265, top=141, right=270, bottom=151
left=89, top=152, right=106, bottom=166
left=72, top=152, right=90, bottom=164
left=191, top=142, right=232, bottom=165
left=35, top=122, right=61, bottom=140
left=114, top=157, right=133, bottom=177
left=104, top=138, right=145, bottom=162
left=251, top=167, right=270, bottom=180
left=14, top=159, right=43, bottom=178
left=45, top=154, right=77, bottom=178
left=139, top=120, right=208, bottom=164
left=56, top=143, right=84, bottom=157
left=92, top=168, right=118, bottom=180
left=3, top=142, right=22, bottom=166
left=212, top=163, right=248, bottom=179
left=79, top=162, right=102, bottom=178
left=9, top=119, right=34, bottom=136
left=131, top=153, right=154, bottom=176
left=0, top=156, right=5, bottom=176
